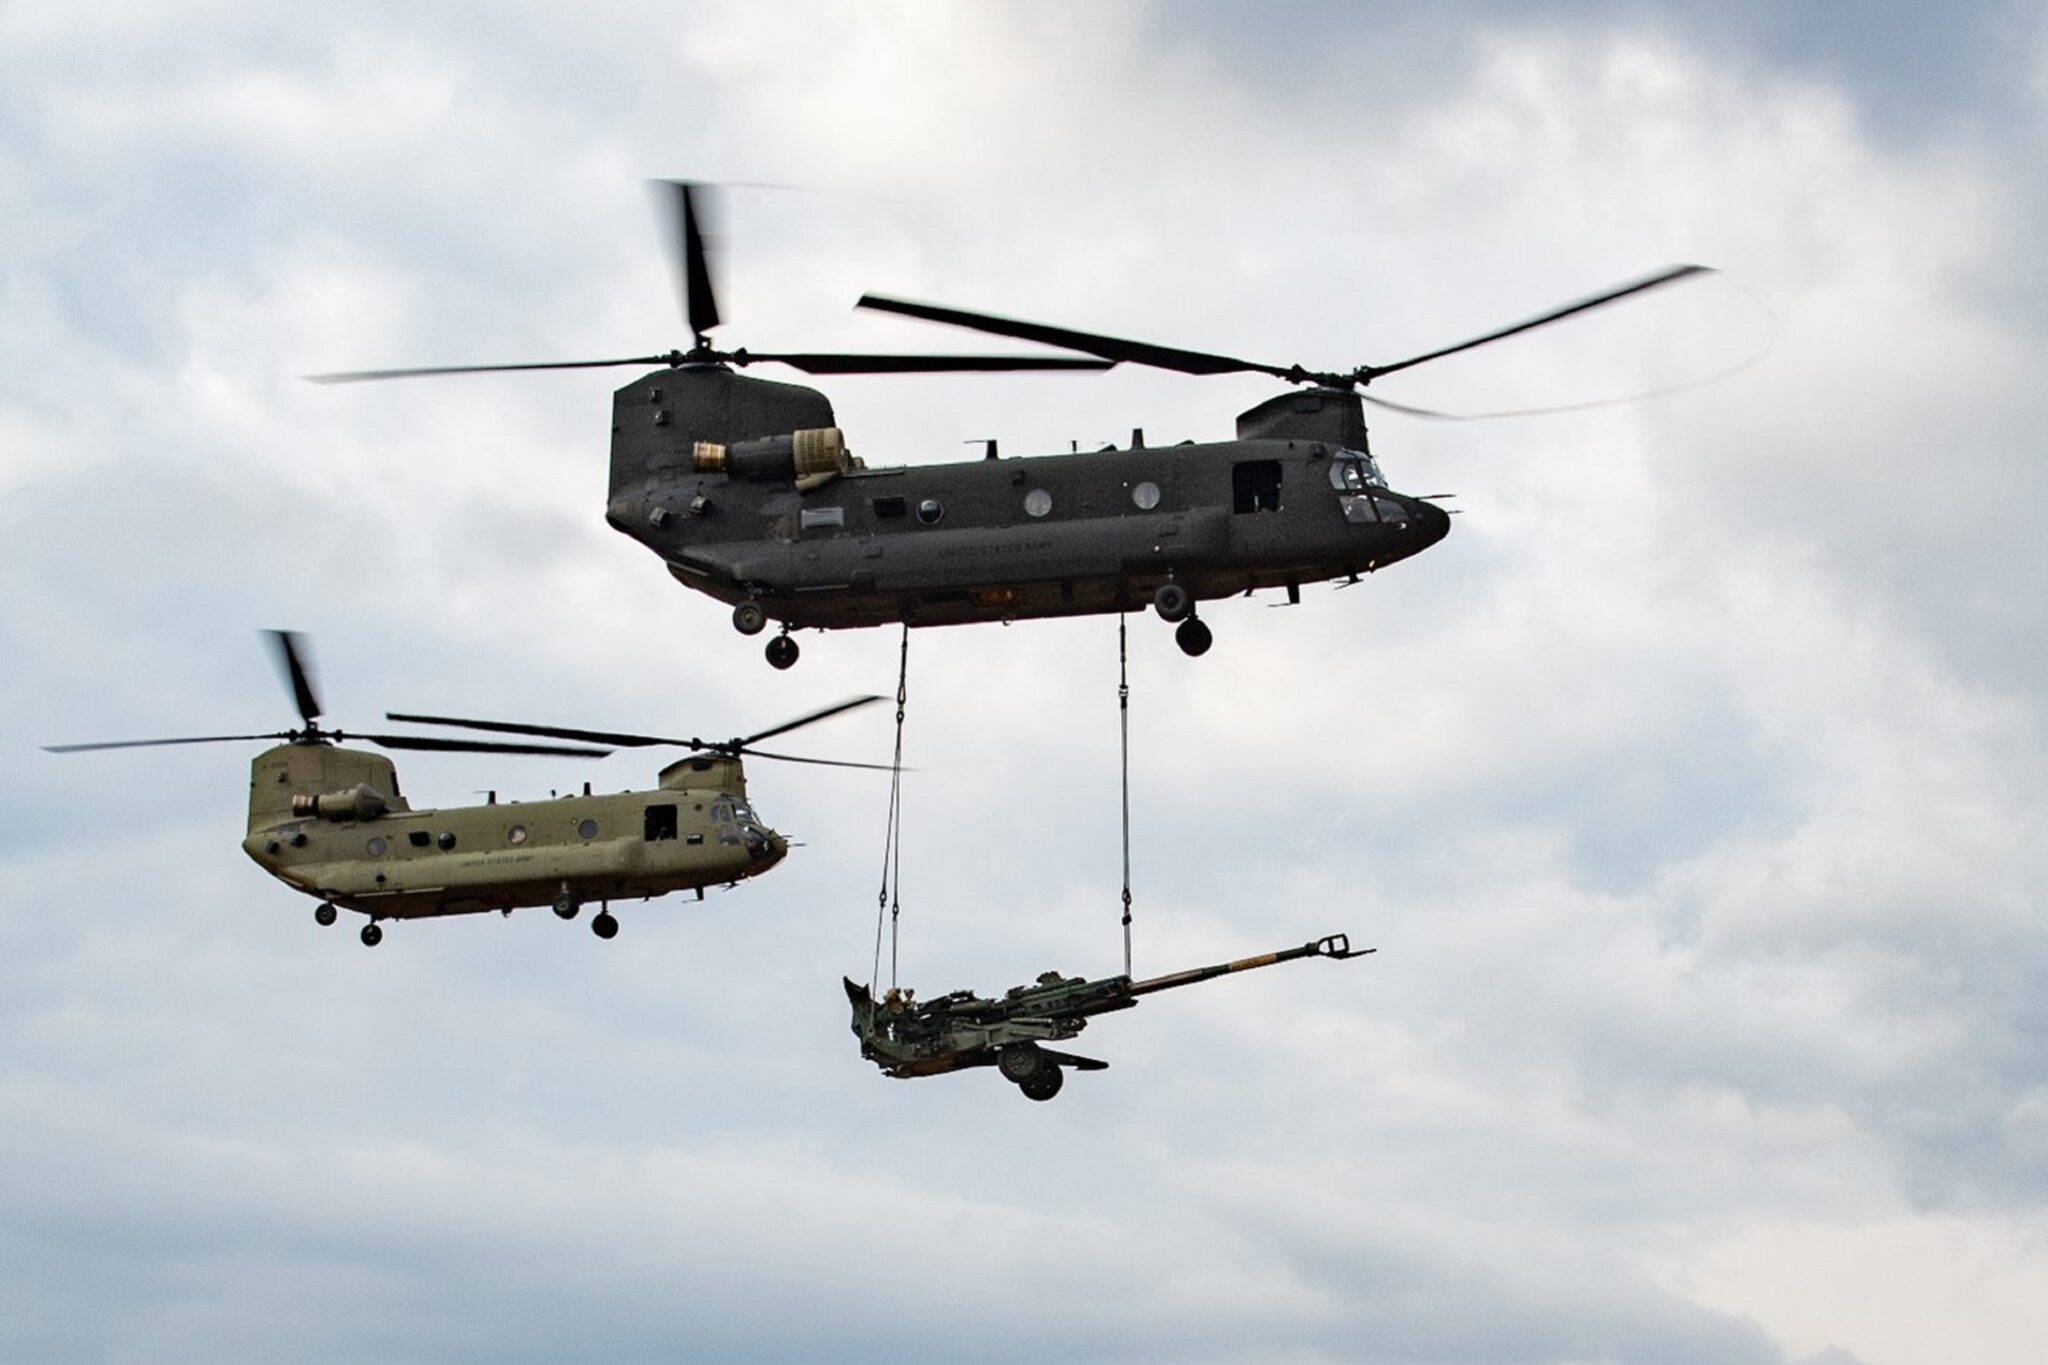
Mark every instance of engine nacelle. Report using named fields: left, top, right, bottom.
left=695, top=427, right=852, bottom=490
left=291, top=784, right=390, bottom=822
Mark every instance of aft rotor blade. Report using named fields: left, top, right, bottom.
left=653, top=179, right=723, bottom=339
left=43, top=731, right=292, bottom=754
left=737, top=695, right=884, bottom=748
left=305, top=354, right=682, bottom=384
left=385, top=712, right=674, bottom=748
left=1362, top=264, right=1714, bottom=381
left=857, top=295, right=1293, bottom=380
left=741, top=351, right=1112, bottom=374
left=353, top=732, right=610, bottom=758
left=265, top=630, right=322, bottom=725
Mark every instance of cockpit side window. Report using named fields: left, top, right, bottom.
left=1329, top=452, right=1386, bottom=490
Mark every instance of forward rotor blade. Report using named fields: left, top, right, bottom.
left=266, top=630, right=322, bottom=725
left=734, top=746, right=902, bottom=772
left=1363, top=264, right=1714, bottom=381
left=741, top=352, right=1113, bottom=374
left=305, top=354, right=681, bottom=384
left=387, top=694, right=883, bottom=755
left=857, top=295, right=1292, bottom=380
left=353, top=732, right=610, bottom=758
left=385, top=712, right=674, bottom=748
left=737, top=695, right=883, bottom=748
left=1360, top=393, right=1470, bottom=419
left=43, top=732, right=292, bottom=754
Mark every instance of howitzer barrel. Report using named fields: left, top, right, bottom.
left=1126, top=933, right=1369, bottom=998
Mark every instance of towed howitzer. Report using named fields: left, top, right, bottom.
left=843, top=933, right=1371, bottom=1101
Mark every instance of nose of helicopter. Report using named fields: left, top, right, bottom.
left=751, top=827, right=790, bottom=868
left=1415, top=497, right=1452, bottom=549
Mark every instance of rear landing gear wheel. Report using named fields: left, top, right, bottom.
left=552, top=888, right=579, bottom=920
left=314, top=902, right=337, bottom=927
left=765, top=634, right=800, bottom=670
left=360, top=922, right=383, bottom=948
left=1152, top=581, right=1193, bottom=623
left=1019, top=1066, right=1064, bottom=1101
left=733, top=601, right=767, bottom=636
left=1175, top=616, right=1213, bottom=657
left=591, top=911, right=619, bottom=940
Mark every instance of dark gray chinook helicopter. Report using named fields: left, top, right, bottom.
left=313, top=183, right=1708, bottom=666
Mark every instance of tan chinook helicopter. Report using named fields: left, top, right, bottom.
left=44, top=632, right=885, bottom=946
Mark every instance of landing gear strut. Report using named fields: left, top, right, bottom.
left=1174, top=616, right=1213, bottom=657
left=765, top=632, right=800, bottom=670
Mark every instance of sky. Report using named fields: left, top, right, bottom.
left=3, top=2, right=2046, bottom=1362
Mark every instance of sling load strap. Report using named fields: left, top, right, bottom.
left=871, top=622, right=911, bottom=994
left=1119, top=611, right=1133, bottom=977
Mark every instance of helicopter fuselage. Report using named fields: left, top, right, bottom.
left=243, top=742, right=786, bottom=925
left=604, top=367, right=1451, bottom=637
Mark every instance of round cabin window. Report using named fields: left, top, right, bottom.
left=1131, top=481, right=1161, bottom=510
left=507, top=825, right=528, bottom=846
left=916, top=497, right=944, bottom=525
left=366, top=836, right=386, bottom=858
left=1023, top=489, right=1052, bottom=518
left=578, top=818, right=599, bottom=840
left=437, top=831, right=457, bottom=851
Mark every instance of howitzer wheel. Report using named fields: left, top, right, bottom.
left=1019, top=1066, right=1064, bottom=1101
left=997, top=1043, right=1049, bottom=1084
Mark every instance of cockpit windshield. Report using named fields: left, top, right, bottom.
left=1328, top=450, right=1387, bottom=491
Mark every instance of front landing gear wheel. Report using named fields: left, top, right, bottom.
left=732, top=601, right=767, bottom=636
left=314, top=902, right=337, bottom=927
left=1152, top=581, right=1193, bottom=622
left=360, top=922, right=383, bottom=948
left=1019, top=1066, right=1065, bottom=1101
left=591, top=911, right=619, bottom=940
left=1175, top=616, right=1213, bottom=657
left=765, top=634, right=800, bottom=670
